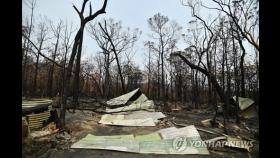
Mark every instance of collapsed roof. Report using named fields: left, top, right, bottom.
left=106, top=88, right=142, bottom=108
left=101, top=88, right=164, bottom=126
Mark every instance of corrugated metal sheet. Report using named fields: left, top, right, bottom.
left=105, top=100, right=155, bottom=113
left=71, top=125, right=209, bottom=155
left=22, top=99, right=52, bottom=115
left=99, top=114, right=156, bottom=126
left=26, top=109, right=51, bottom=129
left=106, top=88, right=141, bottom=107
left=232, top=96, right=255, bottom=111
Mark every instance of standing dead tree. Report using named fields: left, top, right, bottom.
left=61, top=0, right=108, bottom=127
left=202, top=0, right=259, bottom=51
left=22, top=0, right=37, bottom=96
left=60, top=22, right=75, bottom=97
left=90, top=55, right=104, bottom=97
left=95, top=19, right=140, bottom=94
left=87, top=20, right=116, bottom=98
left=171, top=51, right=229, bottom=133
left=47, top=20, right=63, bottom=97
left=144, top=41, right=154, bottom=98
left=148, top=13, right=169, bottom=100
left=177, top=0, right=231, bottom=132
left=182, top=0, right=220, bottom=109
left=201, top=0, right=259, bottom=97
left=32, top=21, right=49, bottom=97
left=147, top=13, right=182, bottom=100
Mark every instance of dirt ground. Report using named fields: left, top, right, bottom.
left=22, top=103, right=259, bottom=158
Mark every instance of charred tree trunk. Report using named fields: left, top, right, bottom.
left=23, top=1, right=35, bottom=96
left=61, top=28, right=82, bottom=126
left=72, top=27, right=84, bottom=110
left=161, top=51, right=164, bottom=100
left=47, top=60, right=55, bottom=97
left=226, top=50, right=231, bottom=97
left=60, top=0, right=108, bottom=127
left=206, top=49, right=213, bottom=107
left=233, top=28, right=246, bottom=97
left=102, top=51, right=111, bottom=99
left=170, top=75, right=173, bottom=102
left=232, top=31, right=240, bottom=123
left=32, top=42, right=43, bottom=97
left=147, top=52, right=151, bottom=97
left=194, top=70, right=199, bottom=108
left=221, top=50, right=225, bottom=92
left=98, top=22, right=125, bottom=94
left=239, top=38, right=246, bottom=97
left=113, top=50, right=125, bottom=93
left=47, top=36, right=60, bottom=97
left=171, top=52, right=229, bottom=133
left=157, top=59, right=160, bottom=100
left=23, top=45, right=29, bottom=96
left=191, top=69, right=195, bottom=105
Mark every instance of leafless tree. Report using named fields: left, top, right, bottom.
left=60, top=21, right=75, bottom=97
left=147, top=13, right=182, bottom=100
left=144, top=41, right=154, bottom=97
left=46, top=20, right=63, bottom=97
left=22, top=0, right=37, bottom=96
left=201, top=0, right=259, bottom=51
left=91, top=18, right=141, bottom=94
left=87, top=20, right=116, bottom=98
left=201, top=0, right=258, bottom=97
left=173, top=0, right=232, bottom=132
left=32, top=20, right=49, bottom=97
left=61, top=0, right=108, bottom=127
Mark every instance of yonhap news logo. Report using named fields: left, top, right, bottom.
left=172, top=136, right=254, bottom=152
